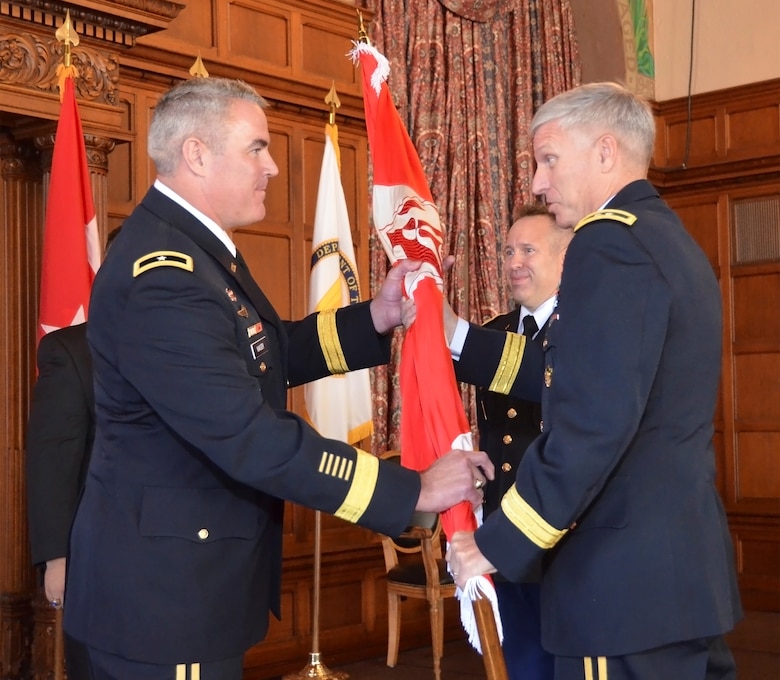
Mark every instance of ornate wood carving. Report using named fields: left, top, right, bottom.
left=0, top=31, right=120, bottom=105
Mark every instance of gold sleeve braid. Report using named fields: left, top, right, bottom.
left=332, top=449, right=378, bottom=523
left=316, top=310, right=349, bottom=374
left=488, top=332, right=526, bottom=395
left=501, top=486, right=568, bottom=549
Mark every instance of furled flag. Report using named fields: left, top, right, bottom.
left=37, top=73, right=100, bottom=341
left=350, top=41, right=502, bottom=651
left=304, top=119, right=373, bottom=444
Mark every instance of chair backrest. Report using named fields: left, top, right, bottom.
left=379, top=450, right=444, bottom=558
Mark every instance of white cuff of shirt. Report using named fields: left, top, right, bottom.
left=449, top=317, right=470, bottom=361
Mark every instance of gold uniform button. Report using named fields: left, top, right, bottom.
left=501, top=462, right=512, bottom=473
left=502, top=434, right=513, bottom=445
left=506, top=408, right=517, bottom=419
left=197, top=528, right=209, bottom=540
left=259, top=362, right=267, bottom=374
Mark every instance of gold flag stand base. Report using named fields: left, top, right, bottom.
left=282, top=652, right=348, bottom=680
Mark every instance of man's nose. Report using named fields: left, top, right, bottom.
left=531, top=167, right=547, bottom=196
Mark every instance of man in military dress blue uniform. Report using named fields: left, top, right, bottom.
left=63, top=77, right=492, bottom=680
left=448, top=82, right=741, bottom=680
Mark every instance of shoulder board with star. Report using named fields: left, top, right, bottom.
left=574, top=209, right=638, bottom=233
left=133, top=251, right=194, bottom=277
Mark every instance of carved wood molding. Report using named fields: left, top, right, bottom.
left=2, top=0, right=184, bottom=44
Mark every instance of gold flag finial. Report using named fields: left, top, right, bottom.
left=356, top=9, right=370, bottom=45
left=55, top=9, right=79, bottom=99
left=324, top=83, right=342, bottom=172
left=325, top=81, right=341, bottom=127
left=189, top=52, right=210, bottom=78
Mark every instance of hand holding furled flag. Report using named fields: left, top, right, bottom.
left=350, top=39, right=503, bottom=654
left=38, top=19, right=100, bottom=341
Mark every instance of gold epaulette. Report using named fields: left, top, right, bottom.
left=133, top=251, right=194, bottom=277
left=574, top=208, right=638, bottom=233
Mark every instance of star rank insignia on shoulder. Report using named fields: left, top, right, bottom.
left=574, top=208, right=638, bottom=233
left=133, top=251, right=194, bottom=277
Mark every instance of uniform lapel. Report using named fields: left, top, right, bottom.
left=140, top=188, right=285, bottom=343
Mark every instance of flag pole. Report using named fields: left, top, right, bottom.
left=282, top=84, right=347, bottom=680
left=50, top=13, right=77, bottom=680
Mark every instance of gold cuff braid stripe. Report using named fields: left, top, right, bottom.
left=334, top=449, right=377, bottom=523
left=489, top=332, right=525, bottom=395
left=317, top=310, right=349, bottom=374
left=501, top=486, right=568, bottom=549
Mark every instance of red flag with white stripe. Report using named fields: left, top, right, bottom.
left=37, top=75, right=100, bottom=341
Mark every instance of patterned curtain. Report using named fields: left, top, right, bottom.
left=367, top=0, right=581, bottom=454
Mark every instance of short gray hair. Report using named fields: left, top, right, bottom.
left=530, top=82, right=655, bottom=167
left=148, top=77, right=267, bottom=176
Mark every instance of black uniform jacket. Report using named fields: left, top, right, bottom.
left=474, top=180, right=742, bottom=656
left=26, top=323, right=94, bottom=565
left=64, top=187, right=421, bottom=664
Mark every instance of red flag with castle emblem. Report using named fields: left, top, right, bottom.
left=37, top=75, right=101, bottom=341
left=350, top=41, right=502, bottom=651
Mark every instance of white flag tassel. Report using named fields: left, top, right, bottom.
left=457, top=576, right=504, bottom=654
left=348, top=41, right=390, bottom=97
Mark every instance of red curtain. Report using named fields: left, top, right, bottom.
left=368, top=0, right=581, bottom=454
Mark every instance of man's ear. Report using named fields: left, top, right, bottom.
left=598, top=134, right=618, bottom=172
left=181, top=137, right=208, bottom=176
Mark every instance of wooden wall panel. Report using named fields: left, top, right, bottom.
left=666, top=195, right=722, bottom=274
left=727, top=103, right=780, bottom=159
left=227, top=2, right=291, bottom=67
left=733, top=270, right=780, bottom=346
left=735, top=433, right=780, bottom=499
left=300, top=18, right=362, bottom=87
left=654, top=78, right=780, bottom=171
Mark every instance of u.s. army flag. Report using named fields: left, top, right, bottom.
left=304, top=123, right=373, bottom=444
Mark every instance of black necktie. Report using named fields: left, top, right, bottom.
left=521, top=314, right=538, bottom=338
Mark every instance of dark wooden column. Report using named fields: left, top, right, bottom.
left=0, top=132, right=43, bottom=680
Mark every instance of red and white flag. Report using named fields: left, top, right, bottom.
left=37, top=75, right=100, bottom=341
left=350, top=41, right=501, bottom=651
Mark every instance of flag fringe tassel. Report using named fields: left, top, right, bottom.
left=348, top=42, right=390, bottom=97
left=457, top=575, right=504, bottom=655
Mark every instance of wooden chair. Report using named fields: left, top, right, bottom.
left=379, top=450, right=457, bottom=680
